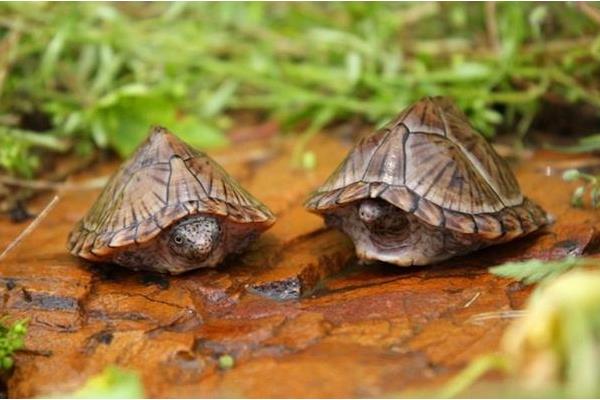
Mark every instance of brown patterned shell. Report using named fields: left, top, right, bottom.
left=305, top=96, right=547, bottom=239
left=69, top=126, right=275, bottom=260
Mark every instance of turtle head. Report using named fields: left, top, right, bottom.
left=358, top=199, right=408, bottom=234
left=358, top=199, right=388, bottom=224
left=167, top=216, right=222, bottom=262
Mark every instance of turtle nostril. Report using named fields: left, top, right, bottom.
left=359, top=210, right=372, bottom=222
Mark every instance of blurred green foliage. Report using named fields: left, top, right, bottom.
left=0, top=317, right=27, bottom=371
left=68, top=365, right=144, bottom=399
left=489, top=256, right=588, bottom=284
left=0, top=2, right=599, bottom=177
left=562, top=168, right=600, bottom=208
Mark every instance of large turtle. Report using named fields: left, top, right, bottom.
left=305, top=96, right=549, bottom=266
left=68, top=126, right=275, bottom=274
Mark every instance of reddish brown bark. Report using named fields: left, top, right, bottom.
left=1, top=136, right=598, bottom=398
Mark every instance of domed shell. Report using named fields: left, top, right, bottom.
left=69, top=126, right=275, bottom=260
left=305, top=96, right=548, bottom=239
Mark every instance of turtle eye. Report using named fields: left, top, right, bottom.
left=173, top=234, right=184, bottom=245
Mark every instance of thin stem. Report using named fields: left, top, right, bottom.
left=436, top=354, right=512, bottom=398
left=0, top=195, right=60, bottom=262
left=0, top=127, right=72, bottom=152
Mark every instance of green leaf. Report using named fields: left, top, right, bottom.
left=93, top=91, right=228, bottom=158
left=202, top=80, right=239, bottom=118
left=571, top=186, right=585, bottom=208
left=489, top=257, right=586, bottom=285
left=171, top=115, right=228, bottom=151
left=40, top=29, right=67, bottom=83
left=562, top=169, right=581, bottom=182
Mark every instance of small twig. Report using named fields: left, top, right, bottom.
left=467, top=310, right=527, bottom=325
left=15, top=348, right=53, bottom=357
left=0, top=152, right=98, bottom=212
left=0, top=195, right=59, bottom=262
left=0, top=175, right=108, bottom=191
left=463, top=292, right=481, bottom=308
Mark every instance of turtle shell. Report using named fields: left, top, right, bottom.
left=69, top=126, right=275, bottom=260
left=305, top=96, right=548, bottom=240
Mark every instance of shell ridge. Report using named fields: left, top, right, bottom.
left=401, top=123, right=410, bottom=185
left=164, top=155, right=175, bottom=204
left=397, top=105, right=415, bottom=126
left=447, top=133, right=510, bottom=209
left=361, top=130, right=391, bottom=182
left=436, top=100, right=450, bottom=138
left=132, top=221, right=141, bottom=245
left=418, top=100, right=429, bottom=126
left=182, top=158, right=210, bottom=197
left=444, top=165, right=463, bottom=211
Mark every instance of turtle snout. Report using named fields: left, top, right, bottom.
left=358, top=199, right=386, bottom=224
left=168, top=216, right=222, bottom=261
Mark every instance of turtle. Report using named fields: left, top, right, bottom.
left=68, top=126, right=276, bottom=274
left=305, top=96, right=549, bottom=266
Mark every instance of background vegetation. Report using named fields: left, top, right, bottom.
left=0, top=2, right=599, bottom=177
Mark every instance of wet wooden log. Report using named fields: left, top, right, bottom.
left=1, top=136, right=599, bottom=398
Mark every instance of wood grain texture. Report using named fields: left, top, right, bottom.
left=68, top=127, right=275, bottom=259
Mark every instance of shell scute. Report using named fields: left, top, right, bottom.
left=442, top=209, right=477, bottom=234
left=337, top=182, right=370, bottom=205
left=511, top=204, right=537, bottom=234
left=472, top=214, right=503, bottom=239
left=136, top=218, right=160, bottom=243
left=362, top=127, right=407, bottom=186
left=413, top=198, right=444, bottom=227
left=498, top=209, right=524, bottom=239
left=369, top=182, right=389, bottom=198
left=380, top=186, right=418, bottom=212
left=108, top=226, right=138, bottom=248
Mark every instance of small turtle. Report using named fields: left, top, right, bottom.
left=68, top=126, right=275, bottom=274
left=305, top=97, right=549, bottom=266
